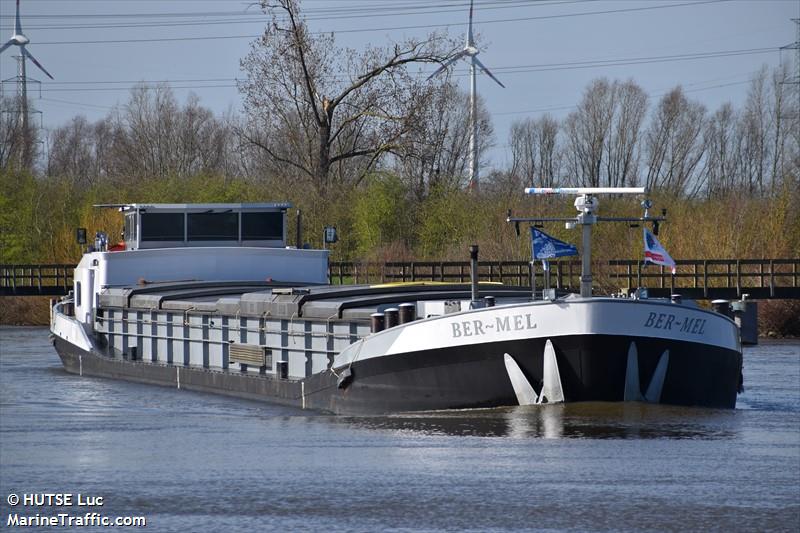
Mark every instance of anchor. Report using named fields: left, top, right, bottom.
left=624, top=342, right=669, bottom=403
left=504, top=339, right=565, bottom=405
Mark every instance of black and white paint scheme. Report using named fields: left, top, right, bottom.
left=50, top=197, right=745, bottom=415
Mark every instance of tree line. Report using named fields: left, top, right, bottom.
left=1, top=0, right=798, bottom=266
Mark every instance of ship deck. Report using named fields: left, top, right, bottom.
left=97, top=281, right=539, bottom=320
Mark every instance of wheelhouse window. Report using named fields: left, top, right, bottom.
left=187, top=212, right=238, bottom=241
left=242, top=212, right=283, bottom=240
left=141, top=213, right=185, bottom=242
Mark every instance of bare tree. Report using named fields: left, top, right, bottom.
left=702, top=103, right=740, bottom=197
left=47, top=116, right=98, bottom=188
left=91, top=117, right=116, bottom=183
left=509, top=114, right=560, bottom=188
left=768, top=63, right=798, bottom=189
left=101, top=85, right=235, bottom=181
left=396, top=82, right=494, bottom=198
left=643, top=87, right=707, bottom=195
left=604, top=80, right=647, bottom=187
left=0, top=95, right=39, bottom=172
left=0, top=96, right=22, bottom=170
left=563, top=78, right=647, bottom=187
left=42, top=84, right=237, bottom=186
left=737, top=67, right=771, bottom=194
left=106, top=84, right=176, bottom=180
left=239, top=0, right=453, bottom=190
left=563, top=78, right=616, bottom=187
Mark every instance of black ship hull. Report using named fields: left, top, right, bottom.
left=54, top=331, right=742, bottom=415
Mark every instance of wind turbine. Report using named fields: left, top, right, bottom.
left=1, top=0, right=54, bottom=129
left=428, top=0, right=504, bottom=190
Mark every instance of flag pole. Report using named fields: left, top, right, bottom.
left=544, top=259, right=551, bottom=296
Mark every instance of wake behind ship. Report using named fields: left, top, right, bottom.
left=50, top=193, right=743, bottom=415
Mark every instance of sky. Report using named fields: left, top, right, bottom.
left=1, top=0, right=798, bottom=171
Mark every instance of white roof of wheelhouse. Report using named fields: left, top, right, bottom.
left=95, top=203, right=293, bottom=211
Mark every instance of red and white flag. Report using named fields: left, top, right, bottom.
left=643, top=228, right=676, bottom=274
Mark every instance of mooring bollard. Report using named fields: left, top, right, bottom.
left=370, top=312, right=385, bottom=333
left=731, top=296, right=758, bottom=346
left=384, top=308, right=399, bottom=329
left=398, top=303, right=416, bottom=324
left=712, top=299, right=732, bottom=318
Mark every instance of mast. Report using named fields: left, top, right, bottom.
left=509, top=187, right=664, bottom=298
left=575, top=195, right=597, bottom=297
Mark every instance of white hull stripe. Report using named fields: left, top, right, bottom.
left=334, top=299, right=739, bottom=368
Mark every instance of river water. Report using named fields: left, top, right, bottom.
left=1, top=326, right=798, bottom=532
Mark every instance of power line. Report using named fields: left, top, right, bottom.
left=32, top=45, right=780, bottom=91
left=39, top=97, right=115, bottom=111
left=17, top=0, right=591, bottom=28
left=35, top=71, right=764, bottom=120
left=30, top=0, right=733, bottom=45
left=13, top=1, right=528, bottom=17
left=39, top=84, right=237, bottom=93
left=489, top=47, right=778, bottom=74
left=44, top=77, right=238, bottom=86
left=5, top=0, right=592, bottom=20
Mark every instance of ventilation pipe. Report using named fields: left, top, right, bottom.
left=470, top=245, right=480, bottom=308
left=295, top=209, right=302, bottom=249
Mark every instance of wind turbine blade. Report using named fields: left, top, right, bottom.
left=474, top=57, right=505, bottom=88
left=426, top=50, right=469, bottom=80
left=0, top=40, right=14, bottom=54
left=22, top=47, right=54, bottom=79
left=15, top=0, right=23, bottom=35
left=468, top=0, right=475, bottom=46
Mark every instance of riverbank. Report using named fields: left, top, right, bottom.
left=2, top=295, right=797, bottom=336
left=0, top=296, right=51, bottom=326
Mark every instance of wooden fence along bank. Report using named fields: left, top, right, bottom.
left=2, top=259, right=799, bottom=300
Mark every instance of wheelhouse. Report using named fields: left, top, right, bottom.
left=118, top=203, right=292, bottom=250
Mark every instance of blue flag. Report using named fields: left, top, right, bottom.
left=531, top=228, right=578, bottom=262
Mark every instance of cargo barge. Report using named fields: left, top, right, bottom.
left=50, top=193, right=743, bottom=414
